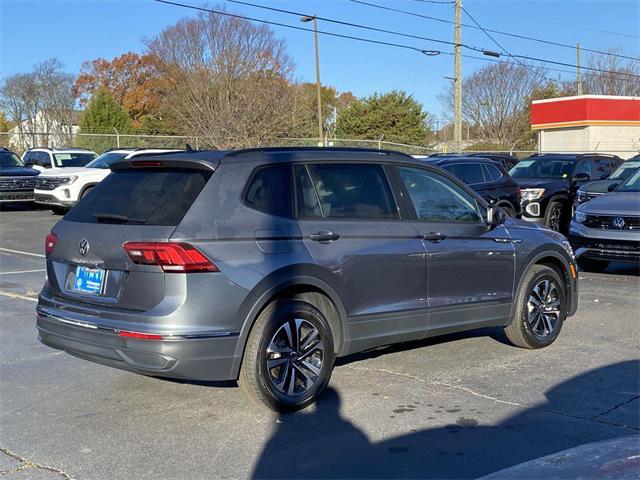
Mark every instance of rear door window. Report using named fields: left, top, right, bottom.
left=65, top=168, right=211, bottom=226
left=244, top=164, right=293, bottom=218
left=294, top=165, right=322, bottom=218
left=483, top=163, right=503, bottom=182
left=444, top=163, right=486, bottom=185
left=305, top=163, right=398, bottom=219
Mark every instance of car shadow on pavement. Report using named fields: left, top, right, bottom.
left=252, top=360, right=639, bottom=479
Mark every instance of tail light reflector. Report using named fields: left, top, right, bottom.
left=131, top=160, right=164, bottom=167
left=45, top=232, right=57, bottom=255
left=123, top=242, right=218, bottom=273
left=118, top=330, right=164, bottom=340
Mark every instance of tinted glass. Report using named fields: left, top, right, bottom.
left=398, top=166, right=482, bottom=223
left=509, top=156, right=575, bottom=179
left=294, top=165, right=322, bottom=218
left=37, top=152, right=51, bottom=167
left=593, top=158, right=612, bottom=179
left=610, top=160, right=640, bottom=180
left=483, top=163, right=503, bottom=182
left=445, top=163, right=485, bottom=185
left=52, top=152, right=96, bottom=167
left=573, top=160, right=591, bottom=177
left=617, top=170, right=640, bottom=192
left=306, top=164, right=398, bottom=219
left=86, top=152, right=128, bottom=169
left=0, top=152, right=24, bottom=168
left=65, top=168, right=211, bottom=226
left=244, top=165, right=293, bottom=218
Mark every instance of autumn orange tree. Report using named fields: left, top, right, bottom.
left=73, top=52, right=168, bottom=130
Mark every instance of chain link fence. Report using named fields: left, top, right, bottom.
left=2, top=131, right=638, bottom=159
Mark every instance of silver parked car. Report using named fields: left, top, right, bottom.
left=36, top=148, right=579, bottom=411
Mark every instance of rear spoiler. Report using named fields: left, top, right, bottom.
left=110, top=152, right=225, bottom=172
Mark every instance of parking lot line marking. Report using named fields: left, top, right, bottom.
left=0, top=291, right=37, bottom=302
left=0, top=247, right=45, bottom=258
left=0, top=269, right=46, bottom=275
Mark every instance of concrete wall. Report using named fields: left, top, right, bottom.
left=539, top=124, right=640, bottom=159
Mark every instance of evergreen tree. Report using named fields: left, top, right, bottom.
left=77, top=90, right=132, bottom=151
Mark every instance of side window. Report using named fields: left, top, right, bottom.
left=37, top=152, right=51, bottom=167
left=573, top=160, right=591, bottom=177
left=244, top=164, right=293, bottom=218
left=483, top=163, right=503, bottom=182
left=305, top=163, right=398, bottom=219
left=23, top=152, right=33, bottom=165
left=294, top=165, right=322, bottom=218
left=397, top=166, right=483, bottom=223
left=593, top=158, right=612, bottom=179
left=446, top=163, right=486, bottom=185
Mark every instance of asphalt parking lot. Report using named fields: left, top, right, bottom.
left=1, top=206, right=639, bottom=480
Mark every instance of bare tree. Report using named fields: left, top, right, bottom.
left=145, top=5, right=296, bottom=148
left=0, top=59, right=76, bottom=150
left=584, top=48, right=640, bottom=96
left=440, top=62, right=549, bottom=147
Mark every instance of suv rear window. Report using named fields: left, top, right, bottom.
left=65, top=168, right=211, bottom=226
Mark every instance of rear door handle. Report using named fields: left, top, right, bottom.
left=422, top=232, right=446, bottom=242
left=309, top=231, right=340, bottom=243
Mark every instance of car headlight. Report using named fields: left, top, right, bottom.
left=521, top=188, right=545, bottom=201
left=561, top=239, right=574, bottom=258
left=574, top=210, right=587, bottom=223
left=61, top=176, right=78, bottom=185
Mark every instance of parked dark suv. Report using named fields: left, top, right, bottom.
left=428, top=152, right=519, bottom=171
left=426, top=156, right=521, bottom=217
left=574, top=155, right=640, bottom=209
left=0, top=147, right=40, bottom=204
left=36, top=148, right=578, bottom=411
left=509, top=153, right=623, bottom=231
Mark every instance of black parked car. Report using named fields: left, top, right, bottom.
left=574, top=155, right=640, bottom=208
left=428, top=152, right=519, bottom=171
left=426, top=156, right=521, bottom=217
left=508, top=153, right=623, bottom=231
left=0, top=147, right=40, bottom=205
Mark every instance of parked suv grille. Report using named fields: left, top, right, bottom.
left=0, top=177, right=36, bottom=191
left=35, top=177, right=68, bottom=190
left=583, top=215, right=640, bottom=230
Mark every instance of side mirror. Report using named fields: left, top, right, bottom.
left=573, top=172, right=590, bottom=183
left=607, top=182, right=619, bottom=192
left=487, top=206, right=508, bottom=227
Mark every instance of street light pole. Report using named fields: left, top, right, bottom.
left=301, top=15, right=323, bottom=147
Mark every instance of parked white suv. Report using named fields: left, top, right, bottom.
left=22, top=148, right=97, bottom=171
left=34, top=149, right=183, bottom=214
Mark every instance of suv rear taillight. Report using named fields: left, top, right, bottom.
left=45, top=232, right=57, bottom=255
left=123, top=242, right=218, bottom=273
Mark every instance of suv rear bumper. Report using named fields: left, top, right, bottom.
left=36, top=305, right=240, bottom=381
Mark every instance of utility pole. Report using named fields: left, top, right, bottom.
left=453, top=0, right=462, bottom=152
left=301, top=15, right=324, bottom=147
left=576, top=43, right=583, bottom=96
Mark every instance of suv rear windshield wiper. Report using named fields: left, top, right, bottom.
left=93, top=213, right=147, bottom=224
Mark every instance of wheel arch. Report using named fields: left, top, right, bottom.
left=229, top=272, right=348, bottom=380
left=80, top=183, right=98, bottom=198
left=512, top=249, right=576, bottom=323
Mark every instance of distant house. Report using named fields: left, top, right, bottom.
left=8, top=110, right=82, bottom=152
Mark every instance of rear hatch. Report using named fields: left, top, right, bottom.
left=46, top=158, right=217, bottom=311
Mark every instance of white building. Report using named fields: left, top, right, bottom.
left=8, top=110, right=81, bottom=152
left=531, top=95, right=640, bottom=159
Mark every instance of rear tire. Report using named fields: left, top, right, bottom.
left=504, top=265, right=566, bottom=349
left=239, top=299, right=335, bottom=412
left=578, top=258, right=609, bottom=272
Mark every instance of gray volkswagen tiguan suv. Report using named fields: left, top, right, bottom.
left=36, top=148, right=579, bottom=411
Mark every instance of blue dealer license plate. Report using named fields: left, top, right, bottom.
left=74, top=266, right=105, bottom=294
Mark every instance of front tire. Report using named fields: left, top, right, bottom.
left=51, top=206, right=67, bottom=215
left=504, top=265, right=566, bottom=349
left=545, top=201, right=564, bottom=232
left=239, top=299, right=335, bottom=412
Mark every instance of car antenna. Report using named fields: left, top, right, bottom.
left=186, top=143, right=195, bottom=152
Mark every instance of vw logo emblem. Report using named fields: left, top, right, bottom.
left=612, top=217, right=625, bottom=229
left=79, top=238, right=90, bottom=256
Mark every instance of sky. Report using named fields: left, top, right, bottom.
left=1, top=0, right=639, bottom=119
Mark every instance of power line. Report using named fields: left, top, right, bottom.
left=349, top=0, right=640, bottom=62
left=154, top=0, right=640, bottom=80
left=220, top=0, right=485, bottom=51
left=152, top=0, right=445, bottom=55
left=461, top=6, right=554, bottom=84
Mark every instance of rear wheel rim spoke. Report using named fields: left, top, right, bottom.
left=266, top=317, right=324, bottom=397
